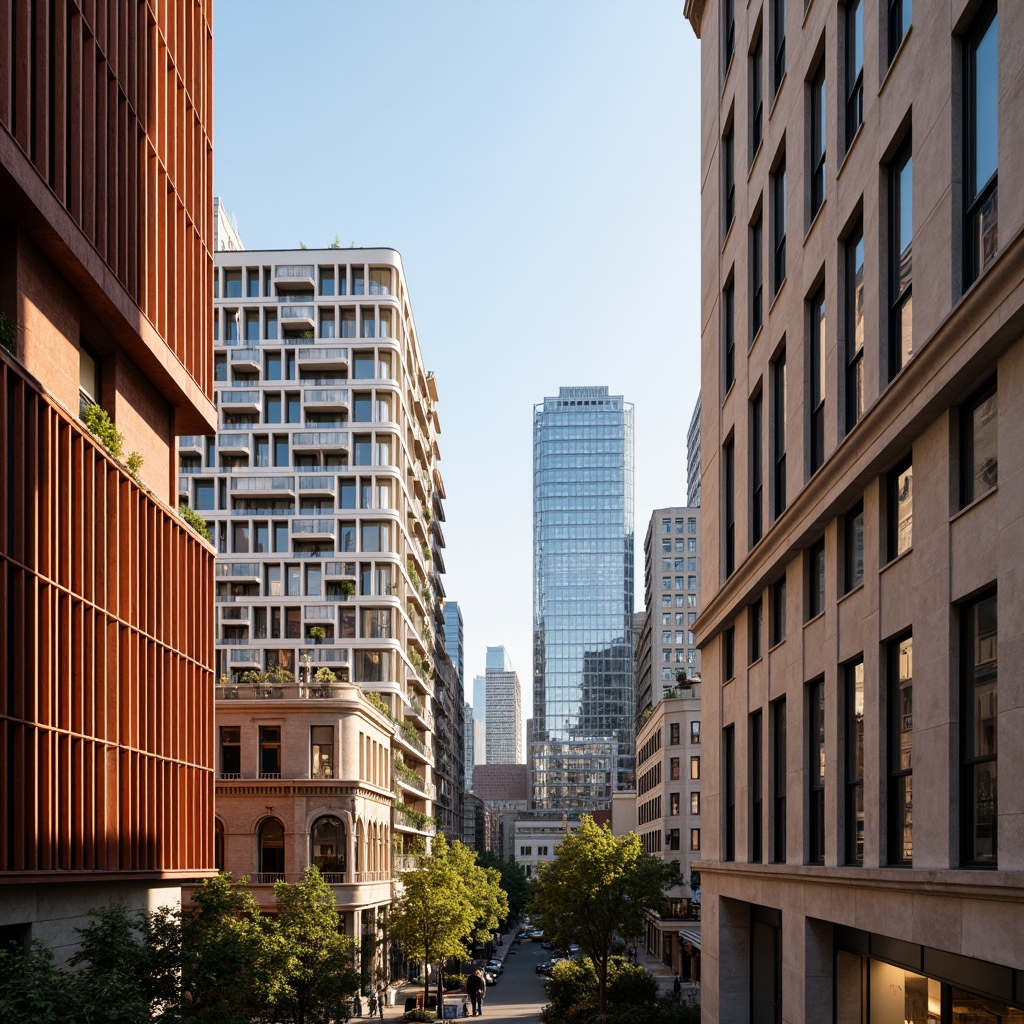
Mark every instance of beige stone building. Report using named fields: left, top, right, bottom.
left=685, top=0, right=1024, bottom=1021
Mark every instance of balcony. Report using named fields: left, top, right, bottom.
left=216, top=682, right=354, bottom=701
left=280, top=304, right=316, bottom=331
left=292, top=430, right=348, bottom=452
left=230, top=475, right=295, bottom=496
left=303, top=388, right=348, bottom=412
left=217, top=432, right=251, bottom=455
left=298, top=346, right=348, bottom=371
left=292, top=517, right=334, bottom=539
left=298, top=475, right=336, bottom=494
left=230, top=348, right=260, bottom=371
left=215, top=562, right=261, bottom=582
left=219, top=389, right=261, bottom=414
left=178, top=434, right=205, bottom=455
left=273, top=264, right=315, bottom=289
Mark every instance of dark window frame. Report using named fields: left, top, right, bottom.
left=751, top=389, right=764, bottom=545
left=771, top=696, right=787, bottom=863
left=845, top=220, right=865, bottom=433
left=724, top=625, right=736, bottom=681
left=724, top=0, right=736, bottom=72
left=887, top=455, right=913, bottom=560
left=724, top=436, right=736, bottom=577
left=771, top=577, right=786, bottom=647
left=809, top=284, right=826, bottom=474
left=772, top=154, right=787, bottom=295
left=844, top=659, right=865, bottom=865
left=888, top=0, right=910, bottom=64
left=750, top=709, right=764, bottom=863
left=724, top=724, right=736, bottom=861
left=959, top=376, right=998, bottom=508
left=751, top=209, right=764, bottom=340
left=808, top=677, right=826, bottom=864
left=845, top=0, right=864, bottom=149
left=749, top=597, right=763, bottom=663
left=724, top=277, right=736, bottom=393
left=807, top=538, right=826, bottom=620
left=889, top=139, right=913, bottom=380
left=887, top=633, right=914, bottom=865
left=751, top=30, right=764, bottom=158
left=843, top=501, right=864, bottom=593
left=724, top=121, right=736, bottom=232
left=810, top=62, right=827, bottom=218
left=772, top=349, right=787, bottom=518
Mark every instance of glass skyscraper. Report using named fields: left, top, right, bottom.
left=532, top=386, right=635, bottom=812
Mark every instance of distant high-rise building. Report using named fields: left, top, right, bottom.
left=463, top=700, right=475, bottom=791
left=443, top=601, right=464, bottom=688
left=484, top=646, right=522, bottom=764
left=686, top=394, right=701, bottom=507
left=532, top=386, right=635, bottom=812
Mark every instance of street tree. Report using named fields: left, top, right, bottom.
left=529, top=815, right=674, bottom=1015
left=389, top=835, right=508, bottom=1012
left=476, top=851, right=531, bottom=925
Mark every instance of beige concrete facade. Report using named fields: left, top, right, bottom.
left=686, top=0, right=1024, bottom=1021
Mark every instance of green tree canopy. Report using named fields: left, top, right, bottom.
left=476, top=851, right=531, bottom=924
left=529, top=816, right=674, bottom=1014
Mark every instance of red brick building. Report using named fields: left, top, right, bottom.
left=0, top=0, right=217, bottom=959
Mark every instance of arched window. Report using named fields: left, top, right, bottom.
left=214, top=818, right=225, bottom=872
left=258, top=818, right=285, bottom=878
left=311, top=816, right=347, bottom=879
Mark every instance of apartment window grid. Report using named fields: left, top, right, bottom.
left=724, top=724, right=736, bottom=861
left=724, top=278, right=736, bottom=393
left=888, top=0, right=911, bottom=63
left=845, top=220, right=865, bottom=433
left=844, top=660, right=865, bottom=865
left=889, top=140, right=914, bottom=380
left=887, top=456, right=913, bottom=560
left=751, top=390, right=764, bottom=545
left=963, top=5, right=998, bottom=290
left=809, top=285, right=826, bottom=474
left=772, top=349, right=787, bottom=518
left=772, top=154, right=787, bottom=295
left=724, top=436, right=736, bottom=577
left=845, top=0, right=864, bottom=149
left=960, top=377, right=997, bottom=508
left=961, top=591, right=997, bottom=867
left=771, top=697, right=786, bottom=863
left=808, top=678, right=826, bottom=864
left=750, top=709, right=763, bottom=863
left=751, top=30, right=764, bottom=158
left=751, top=209, right=764, bottom=340
left=810, top=62, right=827, bottom=219
left=888, top=634, right=914, bottom=865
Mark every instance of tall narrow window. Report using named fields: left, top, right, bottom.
left=724, top=725, right=736, bottom=861
left=772, top=349, right=787, bottom=518
left=749, top=598, right=763, bottom=662
left=888, top=0, right=911, bottom=63
left=751, top=391, right=764, bottom=545
left=724, top=278, right=736, bottom=392
left=807, top=538, right=825, bottom=619
left=887, top=457, right=913, bottom=559
left=808, top=678, right=826, bottom=864
left=724, top=625, right=736, bottom=681
left=843, top=501, right=864, bottom=593
left=810, top=63, right=827, bottom=218
left=889, top=142, right=913, bottom=379
left=751, top=31, right=764, bottom=157
left=961, top=591, right=997, bottom=866
left=771, top=577, right=786, bottom=646
left=311, top=726, right=334, bottom=777
left=964, top=6, right=998, bottom=288
left=724, top=123, right=736, bottom=231
left=772, top=0, right=786, bottom=96
left=888, top=634, right=913, bottom=865
left=220, top=726, right=241, bottom=777
left=809, top=285, right=826, bottom=474
left=258, top=818, right=285, bottom=877
left=772, top=155, right=787, bottom=294
left=750, top=709, right=764, bottom=863
left=844, top=660, right=865, bottom=865
left=259, top=726, right=282, bottom=779
left=845, top=221, right=865, bottom=432
left=771, top=697, right=787, bottom=862
left=724, top=0, right=736, bottom=71
left=960, top=378, right=997, bottom=507
left=724, top=437, right=736, bottom=577
left=845, top=0, right=864, bottom=148
left=751, top=211, right=764, bottom=339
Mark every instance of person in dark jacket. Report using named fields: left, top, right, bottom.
left=466, top=969, right=486, bottom=1016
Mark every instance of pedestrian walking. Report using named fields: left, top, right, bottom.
left=352, top=992, right=363, bottom=1017
left=377, top=987, right=386, bottom=1019
left=368, top=991, right=377, bottom=1017
left=466, top=968, right=486, bottom=1016
left=673, top=975, right=682, bottom=1001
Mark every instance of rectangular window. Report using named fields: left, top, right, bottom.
left=889, top=141, right=913, bottom=379
left=845, top=0, right=864, bottom=148
left=845, top=660, right=865, bottom=864
left=771, top=697, right=786, bottom=862
left=772, top=155, right=787, bottom=294
left=690, top=792, right=701, bottom=815
left=751, top=391, right=764, bottom=545
left=807, top=538, right=825, bottom=619
left=750, top=709, right=763, bottom=863
left=668, top=723, right=680, bottom=745
left=808, top=678, right=825, bottom=864
left=749, top=597, right=763, bottom=662
left=810, top=63, right=826, bottom=218
left=888, top=634, right=913, bottom=865
left=724, top=725, right=736, bottom=861
left=259, top=725, right=282, bottom=778
left=224, top=269, right=242, bottom=298
left=670, top=757, right=681, bottom=781
left=809, top=284, right=826, bottom=474
left=311, top=726, right=334, bottom=778
left=845, top=221, right=865, bottom=432
left=771, top=577, right=786, bottom=646
left=691, top=756, right=701, bottom=780
left=690, top=828, right=701, bottom=852
left=888, top=0, right=911, bottom=63
left=724, top=122, right=736, bottom=231
left=772, top=349, right=787, bottom=517
left=772, top=0, right=786, bottom=96
left=843, top=501, right=864, bottom=592
left=751, top=210, right=764, bottom=339
left=961, top=591, right=997, bottom=866
left=220, top=726, right=241, bottom=776
left=887, top=456, right=913, bottom=560
left=964, top=5, right=998, bottom=288
left=751, top=32, right=763, bottom=157
left=724, top=437, right=736, bottom=577
left=724, top=625, right=736, bottom=681
left=960, top=378, right=997, bottom=507
left=691, top=720, right=701, bottom=744
left=724, top=278, right=735, bottom=391
left=723, top=0, right=735, bottom=70
left=319, top=267, right=335, bottom=296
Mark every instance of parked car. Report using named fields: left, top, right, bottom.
left=530, top=930, right=545, bottom=942
left=536, top=960, right=556, bottom=975
left=485, top=959, right=504, bottom=975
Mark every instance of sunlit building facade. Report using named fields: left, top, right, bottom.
left=532, top=386, right=635, bottom=812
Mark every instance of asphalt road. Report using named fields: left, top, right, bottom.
left=470, top=935, right=551, bottom=1023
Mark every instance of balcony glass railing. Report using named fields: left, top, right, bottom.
left=220, top=390, right=260, bottom=405
left=292, top=518, right=334, bottom=535
left=218, top=433, right=249, bottom=447
left=231, top=476, right=294, bottom=492
left=280, top=305, right=315, bottom=320
left=274, top=264, right=315, bottom=280
left=215, top=562, right=261, bottom=577
left=292, top=431, right=347, bottom=448
left=298, top=347, right=348, bottom=361
left=304, top=389, right=348, bottom=404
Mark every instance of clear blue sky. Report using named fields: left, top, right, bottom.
left=214, top=1, right=703, bottom=724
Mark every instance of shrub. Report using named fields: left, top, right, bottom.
left=126, top=451, right=143, bottom=479
left=314, top=667, right=336, bottom=685
left=607, top=960, right=659, bottom=1007
left=82, top=403, right=124, bottom=458
left=404, top=1010, right=436, bottom=1022
left=177, top=503, right=212, bottom=542
left=441, top=974, right=463, bottom=991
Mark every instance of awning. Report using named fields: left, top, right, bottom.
left=678, top=929, right=701, bottom=951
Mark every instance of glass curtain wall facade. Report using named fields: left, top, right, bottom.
left=532, top=386, right=635, bottom=812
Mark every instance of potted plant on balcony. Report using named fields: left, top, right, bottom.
left=341, top=579, right=356, bottom=599
left=313, top=666, right=337, bottom=698
left=308, top=625, right=326, bottom=645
